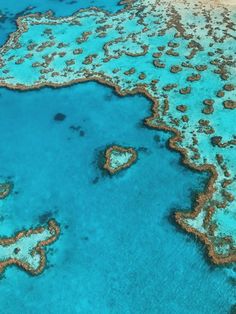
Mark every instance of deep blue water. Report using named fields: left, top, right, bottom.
left=0, top=1, right=235, bottom=313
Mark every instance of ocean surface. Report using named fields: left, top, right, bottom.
left=0, top=1, right=235, bottom=313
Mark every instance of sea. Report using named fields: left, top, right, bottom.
left=0, top=1, right=235, bottom=313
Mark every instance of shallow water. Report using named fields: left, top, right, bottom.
left=0, top=0, right=123, bottom=45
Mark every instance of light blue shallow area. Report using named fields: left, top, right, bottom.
left=0, top=82, right=234, bottom=313
left=0, top=0, right=123, bottom=45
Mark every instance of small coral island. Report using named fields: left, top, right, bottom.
left=0, top=220, right=60, bottom=275
left=104, top=145, right=137, bottom=174
left=0, top=182, right=13, bottom=199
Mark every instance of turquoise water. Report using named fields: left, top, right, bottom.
left=0, top=0, right=123, bottom=45
left=0, top=0, right=235, bottom=313
left=0, top=82, right=234, bottom=313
